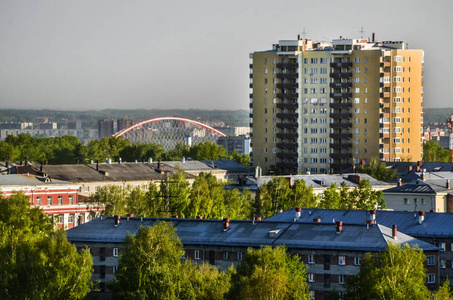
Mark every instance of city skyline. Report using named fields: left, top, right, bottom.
left=1, top=0, right=452, bottom=111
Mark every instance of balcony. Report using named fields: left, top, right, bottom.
left=330, top=112, right=352, bottom=119
left=330, top=122, right=352, bottom=128
left=330, top=82, right=352, bottom=88
left=277, top=82, right=298, bottom=89
left=249, top=73, right=253, bottom=79
left=330, top=102, right=352, bottom=108
left=277, top=152, right=298, bottom=159
left=277, top=123, right=298, bottom=129
left=277, top=93, right=298, bottom=99
left=276, top=143, right=298, bottom=149
left=330, top=143, right=352, bottom=149
left=330, top=153, right=352, bottom=159
left=249, top=113, right=253, bottom=118
left=277, top=102, right=298, bottom=109
left=330, top=133, right=352, bottom=139
left=330, top=163, right=351, bottom=171
left=330, top=72, right=353, bottom=78
left=277, top=113, right=298, bottom=119
left=277, top=73, right=298, bottom=79
left=249, top=93, right=253, bottom=98
left=380, top=61, right=391, bottom=67
left=330, top=62, right=352, bottom=68
left=277, top=63, right=298, bottom=69
left=276, top=132, right=298, bottom=139
left=249, top=102, right=253, bottom=108
left=380, top=92, right=390, bottom=98
left=276, top=162, right=298, bottom=169
left=330, top=92, right=353, bottom=98
left=380, top=101, right=390, bottom=109
left=249, top=83, right=253, bottom=88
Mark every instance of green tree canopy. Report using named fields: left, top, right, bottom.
left=229, top=246, right=309, bottom=300
left=345, top=243, right=429, bottom=300
left=356, top=157, right=398, bottom=181
left=0, top=193, right=93, bottom=299
left=423, top=140, right=451, bottom=162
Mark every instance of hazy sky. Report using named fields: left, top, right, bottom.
left=1, top=0, right=452, bottom=111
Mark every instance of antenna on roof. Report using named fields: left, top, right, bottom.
left=359, top=26, right=365, bottom=39
left=302, top=28, right=307, bottom=40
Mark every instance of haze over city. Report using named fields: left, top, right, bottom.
left=1, top=0, right=452, bottom=111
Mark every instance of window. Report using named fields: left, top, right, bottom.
left=355, top=57, right=360, bottom=63
left=69, top=195, right=74, bottom=204
left=355, top=88, right=360, bottom=94
left=304, top=58, right=308, bottom=64
left=440, top=243, right=446, bottom=251
left=58, top=196, right=63, bottom=205
left=393, top=76, right=401, bottom=82
left=48, top=196, right=53, bottom=205
left=427, top=274, right=435, bottom=284
left=310, top=78, right=318, bottom=84
left=68, top=214, right=74, bottom=223
left=320, top=158, right=327, bottom=164
left=354, top=138, right=359, bottom=144
left=320, top=68, right=327, bottom=74
left=264, top=58, right=268, bottom=64
left=394, top=56, right=402, bottom=62
left=311, top=58, right=318, bottom=64
left=310, top=68, right=317, bottom=74
left=224, top=252, right=229, bottom=261
left=100, top=247, right=105, bottom=261
left=427, top=256, right=435, bottom=266
left=355, top=67, right=360, bottom=73
left=238, top=252, right=243, bottom=261
left=309, top=291, right=315, bottom=300
left=393, top=97, right=401, bottom=103
left=195, top=250, right=200, bottom=260
left=36, top=197, right=41, bottom=206
left=339, top=275, right=345, bottom=284
left=355, top=77, right=360, bottom=83
left=113, top=248, right=119, bottom=257
left=308, top=254, right=314, bottom=264
left=354, top=108, right=360, bottom=114
left=100, top=265, right=105, bottom=279
left=310, top=88, right=317, bottom=94
left=308, top=273, right=315, bottom=282
left=320, top=87, right=326, bottom=94
left=354, top=257, right=361, bottom=266
left=393, top=86, right=401, bottom=93
left=264, top=78, right=267, bottom=84
left=354, top=128, right=360, bottom=134
left=441, top=260, right=446, bottom=268
left=354, top=98, right=360, bottom=104
left=273, top=58, right=276, bottom=64
left=113, top=265, right=118, bottom=274
left=84, top=186, right=89, bottom=192
left=393, top=117, right=401, bottom=123
left=321, top=58, right=327, bottom=64
left=264, top=68, right=268, bottom=74
left=338, top=256, right=345, bottom=265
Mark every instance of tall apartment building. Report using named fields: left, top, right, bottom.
left=98, top=119, right=115, bottom=139
left=250, top=35, right=424, bottom=175
left=117, top=118, right=133, bottom=132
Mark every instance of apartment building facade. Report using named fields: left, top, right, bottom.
left=250, top=36, right=424, bottom=175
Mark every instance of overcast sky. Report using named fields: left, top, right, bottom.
left=1, top=0, right=452, bottom=111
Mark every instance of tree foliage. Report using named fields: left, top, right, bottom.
left=423, top=140, right=451, bottom=162
left=0, top=193, right=93, bottom=299
left=434, top=279, right=453, bottom=300
left=229, top=246, right=309, bottom=300
left=356, top=157, right=398, bottom=181
left=345, top=243, right=429, bottom=300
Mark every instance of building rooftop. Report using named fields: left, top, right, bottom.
left=66, top=216, right=438, bottom=252
left=0, top=174, right=77, bottom=188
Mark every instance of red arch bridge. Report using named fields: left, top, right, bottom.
left=112, top=117, right=227, bottom=151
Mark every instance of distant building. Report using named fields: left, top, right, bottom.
left=216, top=135, right=251, bottom=155
left=39, top=122, right=57, bottom=130
left=98, top=119, right=115, bottom=139
left=0, top=122, right=33, bottom=130
left=117, top=118, right=133, bottom=132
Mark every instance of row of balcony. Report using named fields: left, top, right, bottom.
left=277, top=93, right=298, bottom=99
left=330, top=62, right=352, bottom=68
left=330, top=92, right=352, bottom=98
left=329, top=122, right=352, bottom=128
left=330, top=112, right=352, bottom=119
left=276, top=152, right=298, bottom=159
left=330, top=72, right=352, bottom=78
left=277, top=82, right=298, bottom=89
left=330, top=143, right=352, bottom=149
left=276, top=143, right=298, bottom=149
left=330, top=102, right=352, bottom=108
left=330, top=82, right=352, bottom=88
left=330, top=133, right=352, bottom=139
left=277, top=123, right=298, bottom=129
left=276, top=63, right=298, bottom=69
left=276, top=113, right=298, bottom=119
left=277, top=73, right=298, bottom=79
left=276, top=132, right=298, bottom=139
left=276, top=162, right=298, bottom=169
left=330, top=153, right=352, bottom=159
left=276, top=102, right=298, bottom=109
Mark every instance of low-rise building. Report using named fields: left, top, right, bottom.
left=66, top=215, right=439, bottom=298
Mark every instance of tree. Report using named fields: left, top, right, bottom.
left=423, top=140, right=451, bottom=162
left=229, top=246, right=309, bottom=300
left=318, top=183, right=342, bottom=209
left=356, top=157, right=398, bottom=181
left=109, top=222, right=186, bottom=299
left=290, top=179, right=317, bottom=208
left=434, top=279, right=453, bottom=300
left=0, top=193, right=93, bottom=299
left=345, top=243, right=429, bottom=300
left=230, top=150, right=250, bottom=167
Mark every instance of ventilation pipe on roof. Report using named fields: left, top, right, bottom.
left=96, top=161, right=100, bottom=171
left=148, top=157, right=153, bottom=163
left=313, top=218, right=321, bottom=223
left=223, top=218, right=230, bottom=231
left=172, top=215, right=179, bottom=218
left=421, top=171, right=426, bottom=181
left=368, top=209, right=376, bottom=224
left=182, top=157, right=185, bottom=163
left=418, top=211, right=425, bottom=224
left=119, top=158, right=122, bottom=164
left=336, top=221, right=343, bottom=234
left=408, top=165, right=413, bottom=173
left=397, top=178, right=402, bottom=187
left=114, top=215, right=120, bottom=227
left=392, top=225, right=397, bottom=240
left=5, top=161, right=9, bottom=174
left=295, top=207, right=301, bottom=220
left=25, top=157, right=28, bottom=166
left=447, top=179, right=451, bottom=189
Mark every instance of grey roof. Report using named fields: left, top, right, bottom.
left=0, top=174, right=75, bottom=187
left=15, top=162, right=185, bottom=183
left=163, top=160, right=218, bottom=173
left=200, top=160, right=253, bottom=173
left=384, top=181, right=437, bottom=194
left=248, top=173, right=389, bottom=190
left=265, top=208, right=453, bottom=239
left=66, top=216, right=438, bottom=252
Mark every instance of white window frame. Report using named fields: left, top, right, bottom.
left=427, top=274, right=435, bottom=284
left=354, top=257, right=361, bottom=266
left=308, top=273, right=315, bottom=282
left=195, top=250, right=201, bottom=260
left=427, top=256, right=435, bottom=266
left=338, top=255, right=346, bottom=265
left=113, top=248, right=119, bottom=257
left=339, top=274, right=345, bottom=284
left=238, top=252, right=243, bottom=261
left=308, top=254, right=314, bottom=264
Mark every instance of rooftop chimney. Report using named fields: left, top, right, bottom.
left=196, top=216, right=203, bottom=219
left=348, top=174, right=361, bottom=184
left=418, top=161, right=423, bottom=167
left=392, top=224, right=397, bottom=240
left=397, top=178, right=402, bottom=187
left=96, top=161, right=100, bottom=171
left=256, top=217, right=262, bottom=221
left=114, top=215, right=120, bottom=227
left=223, top=218, right=230, bottom=231
left=421, top=172, right=426, bottom=181
left=295, top=207, right=301, bottom=219
left=313, top=218, right=321, bottom=223
left=418, top=211, right=425, bottom=224
left=336, top=221, right=343, bottom=234
left=182, top=157, right=185, bottom=163
left=172, top=215, right=179, bottom=218
left=416, top=165, right=421, bottom=172
left=370, top=209, right=376, bottom=221
left=372, top=32, right=375, bottom=42
left=408, top=165, right=413, bottom=173
left=447, top=179, right=451, bottom=189
left=157, top=160, right=161, bottom=170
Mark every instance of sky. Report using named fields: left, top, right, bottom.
left=1, top=0, right=452, bottom=111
